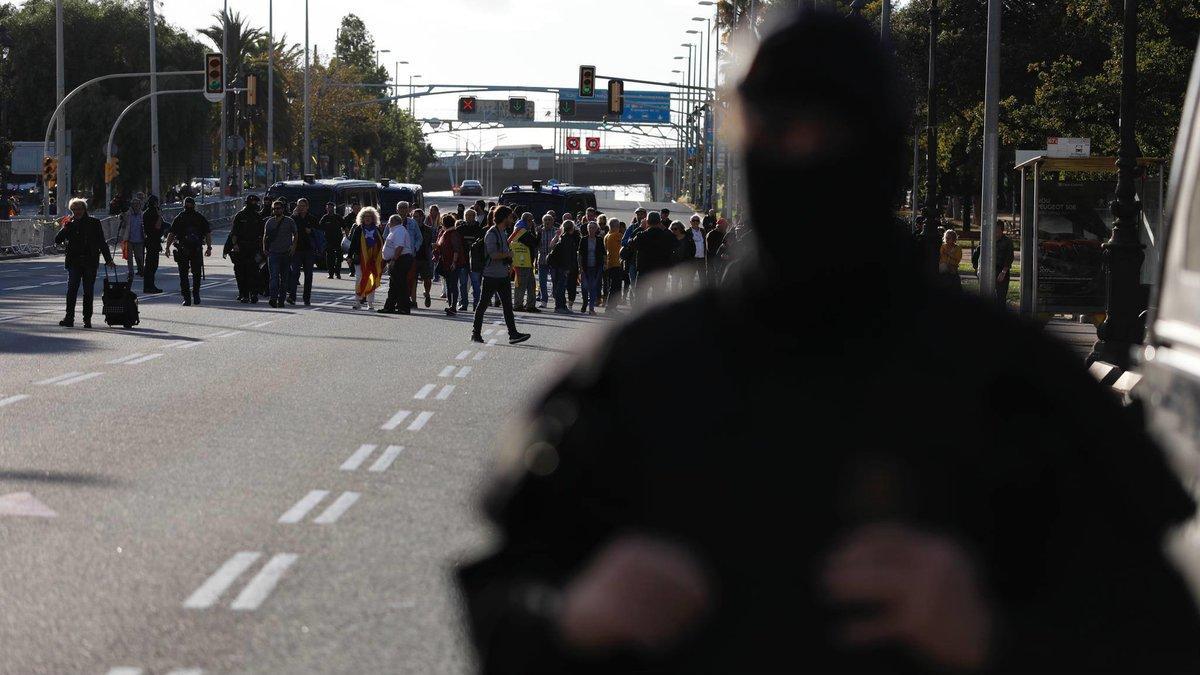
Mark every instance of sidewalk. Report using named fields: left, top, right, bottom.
left=1043, top=318, right=1097, bottom=358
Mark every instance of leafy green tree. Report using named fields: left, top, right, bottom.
left=333, top=14, right=388, bottom=85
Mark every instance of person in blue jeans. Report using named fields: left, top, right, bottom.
left=536, top=213, right=556, bottom=307
left=262, top=200, right=297, bottom=308
left=457, top=208, right=485, bottom=311
left=578, top=220, right=605, bottom=315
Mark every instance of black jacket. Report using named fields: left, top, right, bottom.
left=292, top=212, right=318, bottom=253
left=705, top=229, right=726, bottom=260
left=320, top=214, right=344, bottom=251
left=459, top=220, right=485, bottom=272
left=228, top=207, right=262, bottom=258
left=630, top=226, right=675, bottom=274
left=577, top=235, right=606, bottom=269
left=54, top=215, right=114, bottom=269
left=551, top=231, right=580, bottom=270
left=670, top=234, right=696, bottom=265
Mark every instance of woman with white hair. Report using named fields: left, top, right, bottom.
left=54, top=198, right=116, bottom=328
left=346, top=206, right=384, bottom=309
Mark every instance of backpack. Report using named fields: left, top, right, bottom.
left=470, top=234, right=487, bottom=269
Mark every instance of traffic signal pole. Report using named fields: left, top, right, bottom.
left=149, top=0, right=160, bottom=202
left=105, top=89, right=206, bottom=209
left=55, top=0, right=65, bottom=216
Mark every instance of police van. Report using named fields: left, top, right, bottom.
left=499, top=182, right=597, bottom=221
left=1140, top=44, right=1200, bottom=479
left=378, top=180, right=424, bottom=220
left=265, top=177, right=380, bottom=216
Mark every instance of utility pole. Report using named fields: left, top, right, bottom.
left=149, top=0, right=160, bottom=200
left=1090, top=0, right=1145, bottom=368
left=303, top=0, right=311, bottom=175
left=55, top=0, right=64, bottom=215
left=267, top=0, right=274, bottom=186
left=920, top=0, right=941, bottom=277
left=220, top=0, right=228, bottom=195
left=881, top=0, right=891, bottom=42
left=979, top=0, right=1001, bottom=300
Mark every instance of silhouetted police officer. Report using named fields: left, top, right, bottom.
left=163, top=197, right=212, bottom=306
left=458, top=9, right=1200, bottom=674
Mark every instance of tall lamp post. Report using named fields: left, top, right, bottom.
left=409, top=74, right=423, bottom=117
left=303, top=0, right=311, bottom=176
left=394, top=60, right=409, bottom=108
left=693, top=16, right=713, bottom=208
left=682, top=41, right=697, bottom=201
left=920, top=0, right=941, bottom=277
left=1089, top=0, right=1145, bottom=368
left=267, top=0, right=274, bottom=186
left=149, top=0, right=160, bottom=200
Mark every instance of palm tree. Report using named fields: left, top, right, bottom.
left=244, top=35, right=302, bottom=170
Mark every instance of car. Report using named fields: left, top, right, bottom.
left=460, top=180, right=484, bottom=197
left=498, top=182, right=597, bottom=222
left=1139, top=45, right=1200, bottom=480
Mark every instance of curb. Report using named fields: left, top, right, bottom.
left=1088, top=360, right=1143, bottom=405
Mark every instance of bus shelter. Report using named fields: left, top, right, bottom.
left=1013, top=155, right=1165, bottom=317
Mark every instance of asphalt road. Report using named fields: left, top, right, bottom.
left=0, top=240, right=607, bottom=674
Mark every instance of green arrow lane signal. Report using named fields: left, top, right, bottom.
left=579, top=65, right=596, bottom=98
left=508, top=97, right=527, bottom=115
left=559, top=100, right=576, bottom=117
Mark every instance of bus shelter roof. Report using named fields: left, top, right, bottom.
left=1013, top=155, right=1165, bottom=173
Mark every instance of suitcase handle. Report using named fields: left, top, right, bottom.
left=103, top=262, right=134, bottom=285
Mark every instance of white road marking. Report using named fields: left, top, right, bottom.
left=369, top=446, right=403, bottom=472
left=35, top=372, right=82, bottom=385
left=473, top=351, right=488, bottom=361
left=252, top=320, right=274, bottom=328
left=381, top=409, right=412, bottom=431
left=340, top=444, right=378, bottom=471
left=238, top=320, right=260, bottom=328
left=313, top=492, right=359, bottom=524
left=3, top=285, right=39, bottom=291
left=486, top=338, right=497, bottom=346
left=106, top=669, right=143, bottom=675
left=107, top=353, right=145, bottom=365
left=438, top=365, right=456, bottom=378
left=175, top=341, right=204, bottom=350
left=0, top=315, right=21, bottom=323
left=492, top=320, right=502, bottom=325
left=455, top=366, right=472, bottom=378
left=413, top=384, right=436, bottom=400
left=482, top=328, right=495, bottom=336
left=202, top=330, right=230, bottom=338
left=217, top=330, right=243, bottom=338
left=407, top=411, right=434, bottom=431
left=183, top=552, right=261, bottom=609
left=455, top=350, right=472, bottom=360
left=0, top=394, right=30, bottom=408
left=55, top=372, right=103, bottom=386
left=278, top=490, right=330, bottom=524
left=167, top=670, right=205, bottom=675
left=124, top=353, right=164, bottom=365
left=435, top=385, right=455, bottom=400
left=230, top=553, right=297, bottom=611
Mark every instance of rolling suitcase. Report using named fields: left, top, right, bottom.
left=102, top=267, right=140, bottom=328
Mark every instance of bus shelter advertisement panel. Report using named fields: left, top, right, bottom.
left=1036, top=181, right=1112, bottom=312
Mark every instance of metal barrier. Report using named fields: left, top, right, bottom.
left=0, top=198, right=241, bottom=259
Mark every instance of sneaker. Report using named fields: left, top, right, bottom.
left=508, top=332, right=531, bottom=345
left=527, top=306, right=542, bottom=314
left=459, top=304, right=469, bottom=312
left=424, top=292, right=431, bottom=308
left=236, top=295, right=245, bottom=302
left=328, top=274, right=335, bottom=279
left=554, top=306, right=572, bottom=314
left=286, top=297, right=296, bottom=306
left=239, top=297, right=250, bottom=304
left=250, top=295, right=259, bottom=304
left=444, top=307, right=455, bottom=316
left=352, top=300, right=362, bottom=310
left=83, top=318, right=92, bottom=328
left=367, top=302, right=375, bottom=311
left=193, top=296, right=201, bottom=305
left=58, top=318, right=74, bottom=328
left=538, top=301, right=547, bottom=308
left=182, top=299, right=192, bottom=307
left=269, top=298, right=278, bottom=308
left=470, top=333, right=485, bottom=343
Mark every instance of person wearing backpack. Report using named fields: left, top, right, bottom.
left=471, top=205, right=530, bottom=345
left=460, top=209, right=486, bottom=311
left=435, top=214, right=466, bottom=316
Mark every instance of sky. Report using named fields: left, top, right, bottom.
left=150, top=0, right=724, bottom=153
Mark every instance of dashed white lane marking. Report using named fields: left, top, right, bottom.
left=455, top=350, right=472, bottom=360
left=413, top=384, right=436, bottom=400
left=107, top=668, right=203, bottom=675
left=202, top=330, right=229, bottom=338
left=407, top=411, right=434, bottom=431
left=55, top=372, right=103, bottom=386
left=217, top=330, right=243, bottom=338
left=341, top=444, right=377, bottom=470
left=230, top=553, right=297, bottom=611
left=175, top=341, right=204, bottom=350
left=438, top=365, right=456, bottom=378
left=252, top=320, right=274, bottom=328
left=313, top=492, right=359, bottom=524
left=0, top=315, right=21, bottom=323
left=125, top=353, right=164, bottom=365
left=381, top=410, right=412, bottom=431
left=369, top=446, right=403, bottom=472
left=455, top=366, right=472, bottom=378
left=3, top=285, right=40, bottom=291
left=238, top=320, right=260, bottom=328
left=473, top=351, right=488, bottom=361
left=278, top=490, right=330, bottom=524
left=107, top=353, right=145, bottom=365
left=184, top=552, right=261, bottom=609
left=0, top=395, right=30, bottom=408
left=486, top=338, right=497, bottom=346
left=35, top=372, right=83, bottom=385
left=169, top=670, right=205, bottom=675
left=435, top=385, right=455, bottom=400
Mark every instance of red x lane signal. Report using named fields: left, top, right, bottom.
left=459, top=97, right=477, bottom=114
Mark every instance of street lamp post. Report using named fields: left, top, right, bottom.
left=303, top=0, right=311, bottom=176
left=920, top=0, right=941, bottom=278
left=682, top=42, right=696, bottom=202
left=394, top=60, right=409, bottom=108
left=149, top=0, right=160, bottom=201
left=1089, top=0, right=1145, bottom=369
left=376, top=49, right=390, bottom=67
left=267, top=0, right=274, bottom=186
left=220, top=0, right=228, bottom=194
left=694, top=16, right=713, bottom=209
left=409, top=74, right=422, bottom=117
left=55, top=0, right=65, bottom=214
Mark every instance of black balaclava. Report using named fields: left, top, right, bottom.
left=738, top=9, right=911, bottom=291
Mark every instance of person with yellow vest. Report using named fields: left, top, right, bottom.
left=509, top=212, right=540, bottom=313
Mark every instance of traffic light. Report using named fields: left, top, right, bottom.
left=508, top=97, right=527, bottom=116
left=204, top=52, right=225, bottom=102
left=579, top=65, right=596, bottom=98
left=42, top=156, right=57, bottom=189
left=559, top=100, right=576, bottom=118
left=246, top=74, right=258, bottom=106
left=608, top=79, right=625, bottom=117
left=105, top=157, right=119, bottom=184
left=459, top=96, right=477, bottom=115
